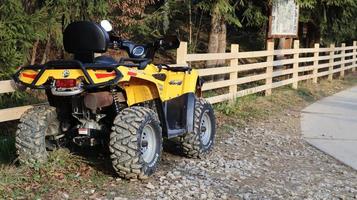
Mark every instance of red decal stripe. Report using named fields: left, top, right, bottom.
left=127, top=71, right=137, bottom=76
left=95, top=72, right=116, bottom=79
left=22, top=73, right=37, bottom=79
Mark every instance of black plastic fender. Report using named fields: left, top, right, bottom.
left=159, top=93, right=196, bottom=139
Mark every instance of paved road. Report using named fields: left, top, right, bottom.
left=301, top=86, right=357, bottom=170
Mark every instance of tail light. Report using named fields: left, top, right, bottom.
left=55, top=79, right=77, bottom=88
left=51, top=79, right=83, bottom=96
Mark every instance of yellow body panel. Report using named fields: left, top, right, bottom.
left=122, top=78, right=160, bottom=106
left=18, top=64, right=199, bottom=106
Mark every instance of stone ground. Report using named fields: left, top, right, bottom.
left=3, top=79, right=357, bottom=200
left=105, top=106, right=357, bottom=200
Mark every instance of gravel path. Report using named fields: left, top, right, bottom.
left=106, top=109, right=357, bottom=200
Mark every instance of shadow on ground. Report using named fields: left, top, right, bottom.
left=0, top=121, right=18, bottom=165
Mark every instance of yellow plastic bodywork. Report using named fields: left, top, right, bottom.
left=18, top=64, right=199, bottom=106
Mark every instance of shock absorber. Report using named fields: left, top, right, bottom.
left=111, top=88, right=122, bottom=114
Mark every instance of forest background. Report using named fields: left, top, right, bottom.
left=0, top=0, right=356, bottom=79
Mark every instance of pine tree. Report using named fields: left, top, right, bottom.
left=0, top=0, right=47, bottom=79
left=0, top=0, right=110, bottom=80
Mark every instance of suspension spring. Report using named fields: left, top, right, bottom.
left=111, top=89, right=121, bottom=114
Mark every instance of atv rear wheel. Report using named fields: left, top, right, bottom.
left=15, top=105, right=61, bottom=164
left=181, top=98, right=216, bottom=158
left=110, top=107, right=162, bottom=180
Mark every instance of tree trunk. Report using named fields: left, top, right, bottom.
left=188, top=0, right=192, bottom=46
left=311, top=24, right=321, bottom=47
left=41, top=35, right=51, bottom=64
left=207, top=5, right=220, bottom=68
left=30, top=39, right=39, bottom=65
left=306, top=23, right=321, bottom=48
left=206, top=2, right=227, bottom=81
left=193, top=10, right=203, bottom=52
left=214, top=19, right=227, bottom=81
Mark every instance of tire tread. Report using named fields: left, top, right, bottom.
left=16, top=105, right=58, bottom=164
left=110, top=106, right=162, bottom=180
left=181, top=98, right=215, bottom=158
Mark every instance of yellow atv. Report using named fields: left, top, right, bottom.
left=12, top=20, right=216, bottom=179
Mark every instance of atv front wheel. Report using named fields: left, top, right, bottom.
left=181, top=98, right=216, bottom=158
left=15, top=105, right=61, bottom=164
left=110, top=107, right=162, bottom=180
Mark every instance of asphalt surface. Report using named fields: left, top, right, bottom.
left=301, top=86, right=357, bottom=170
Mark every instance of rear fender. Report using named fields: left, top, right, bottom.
left=121, top=78, right=160, bottom=106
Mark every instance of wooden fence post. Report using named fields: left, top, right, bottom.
left=340, top=43, right=346, bottom=78
left=176, top=42, right=188, bottom=65
left=292, top=40, right=299, bottom=89
left=353, top=41, right=357, bottom=72
left=229, top=44, right=239, bottom=102
left=328, top=43, right=335, bottom=81
left=312, top=43, right=320, bottom=83
left=265, top=41, right=274, bottom=96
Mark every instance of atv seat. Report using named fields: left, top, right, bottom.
left=94, top=56, right=118, bottom=65
left=64, top=21, right=110, bottom=63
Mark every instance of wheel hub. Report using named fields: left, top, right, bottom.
left=140, top=125, right=157, bottom=163
left=200, top=111, right=212, bottom=146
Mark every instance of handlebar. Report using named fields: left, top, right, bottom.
left=108, top=34, right=180, bottom=61
left=108, top=34, right=158, bottom=60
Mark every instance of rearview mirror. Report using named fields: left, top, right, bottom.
left=100, top=20, right=112, bottom=32
left=158, top=36, right=180, bottom=50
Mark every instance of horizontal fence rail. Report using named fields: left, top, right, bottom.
left=0, top=40, right=356, bottom=122
left=177, top=40, right=357, bottom=104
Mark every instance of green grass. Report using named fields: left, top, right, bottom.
left=215, top=94, right=267, bottom=120
left=214, top=73, right=357, bottom=125
left=0, top=149, right=111, bottom=199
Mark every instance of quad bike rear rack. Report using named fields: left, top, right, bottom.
left=12, top=60, right=123, bottom=89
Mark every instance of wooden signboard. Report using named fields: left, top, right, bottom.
left=268, top=0, right=299, bottom=38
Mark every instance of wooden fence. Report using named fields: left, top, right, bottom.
left=0, top=40, right=356, bottom=122
left=176, top=40, right=357, bottom=104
